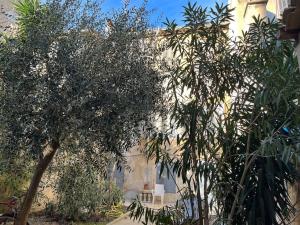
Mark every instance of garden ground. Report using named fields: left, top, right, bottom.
left=27, top=213, right=147, bottom=225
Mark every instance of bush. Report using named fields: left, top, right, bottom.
left=44, top=202, right=57, bottom=218
left=55, top=160, right=124, bottom=221
left=0, top=156, right=30, bottom=201
left=99, top=181, right=123, bottom=207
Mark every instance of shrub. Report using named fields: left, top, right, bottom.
left=55, top=159, right=124, bottom=221
left=44, top=201, right=57, bottom=218
left=0, top=156, right=30, bottom=200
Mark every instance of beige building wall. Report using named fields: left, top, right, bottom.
left=229, top=0, right=277, bottom=38
left=123, top=142, right=182, bottom=204
left=0, top=0, right=15, bottom=31
left=123, top=148, right=156, bottom=199
left=266, top=0, right=277, bottom=15
left=244, top=1, right=267, bottom=30
left=229, top=0, right=247, bottom=38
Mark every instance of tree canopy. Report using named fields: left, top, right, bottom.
left=0, top=0, right=163, bottom=224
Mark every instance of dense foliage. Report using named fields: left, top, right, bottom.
left=129, top=3, right=300, bottom=225
left=0, top=0, right=163, bottom=224
left=0, top=0, right=161, bottom=167
left=54, top=159, right=123, bottom=221
left=220, top=17, right=300, bottom=225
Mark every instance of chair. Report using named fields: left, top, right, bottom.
left=152, top=184, right=165, bottom=205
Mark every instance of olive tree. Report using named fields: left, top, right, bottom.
left=0, top=0, right=163, bottom=224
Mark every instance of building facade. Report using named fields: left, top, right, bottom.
left=229, top=0, right=300, bottom=66
left=0, top=0, right=15, bottom=32
left=118, top=143, right=181, bottom=205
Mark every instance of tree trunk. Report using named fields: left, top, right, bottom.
left=187, top=179, right=195, bottom=219
left=203, top=175, right=209, bottom=225
left=14, top=141, right=59, bottom=225
left=196, top=177, right=203, bottom=225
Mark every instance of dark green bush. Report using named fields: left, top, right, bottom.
left=55, top=160, right=123, bottom=221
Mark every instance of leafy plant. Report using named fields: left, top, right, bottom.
left=129, top=200, right=184, bottom=225
left=0, top=0, right=163, bottom=224
left=129, top=2, right=300, bottom=225
left=44, top=201, right=57, bottom=218
left=53, top=156, right=124, bottom=221
left=0, top=154, right=31, bottom=203
left=56, top=162, right=102, bottom=221
left=221, top=17, right=300, bottom=225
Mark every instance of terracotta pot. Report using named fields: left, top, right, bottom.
left=144, top=183, right=149, bottom=190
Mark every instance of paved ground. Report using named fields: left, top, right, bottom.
left=108, top=215, right=142, bottom=225
left=26, top=215, right=144, bottom=225
left=108, top=214, right=151, bottom=225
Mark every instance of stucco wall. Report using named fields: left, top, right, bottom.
left=123, top=148, right=156, bottom=200
left=229, top=0, right=277, bottom=38
left=266, top=0, right=277, bottom=15
left=229, top=0, right=268, bottom=38
left=123, top=143, right=182, bottom=204
left=244, top=2, right=267, bottom=30
left=0, top=0, right=15, bottom=31
left=229, top=0, right=247, bottom=38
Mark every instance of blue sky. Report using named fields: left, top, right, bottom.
left=102, top=0, right=228, bottom=26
